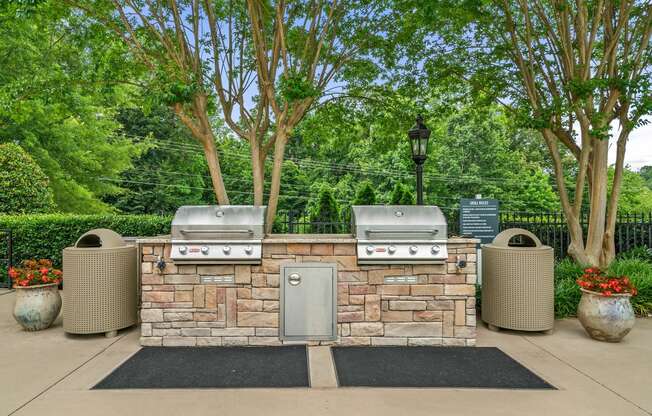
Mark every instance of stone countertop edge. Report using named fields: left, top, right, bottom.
left=135, top=234, right=480, bottom=245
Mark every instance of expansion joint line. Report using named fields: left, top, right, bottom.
left=522, top=335, right=651, bottom=416
left=8, top=332, right=127, bottom=415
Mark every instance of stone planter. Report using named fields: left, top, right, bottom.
left=13, top=283, right=62, bottom=331
left=577, top=288, right=635, bottom=342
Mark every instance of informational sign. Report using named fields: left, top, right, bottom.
left=459, top=198, right=500, bottom=244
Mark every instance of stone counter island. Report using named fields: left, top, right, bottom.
left=138, top=235, right=478, bottom=347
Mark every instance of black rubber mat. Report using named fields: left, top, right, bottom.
left=331, top=346, right=554, bottom=389
left=94, top=346, right=309, bottom=389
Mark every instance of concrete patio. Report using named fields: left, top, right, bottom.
left=1, top=288, right=651, bottom=416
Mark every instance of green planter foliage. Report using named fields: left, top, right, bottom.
left=0, top=143, right=56, bottom=215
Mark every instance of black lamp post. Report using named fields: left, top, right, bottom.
left=407, top=114, right=431, bottom=205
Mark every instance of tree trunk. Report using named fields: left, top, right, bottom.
left=585, top=138, right=609, bottom=266
left=251, top=135, right=265, bottom=206
left=264, top=131, right=287, bottom=233
left=565, top=212, right=591, bottom=265
left=172, top=100, right=230, bottom=205
left=601, top=129, right=629, bottom=266
left=201, top=134, right=230, bottom=205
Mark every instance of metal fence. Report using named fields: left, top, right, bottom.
left=274, top=210, right=652, bottom=259
left=0, top=229, right=13, bottom=288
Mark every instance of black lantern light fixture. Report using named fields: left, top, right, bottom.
left=407, top=114, right=431, bottom=205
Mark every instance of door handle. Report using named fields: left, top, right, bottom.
left=288, top=273, right=301, bottom=286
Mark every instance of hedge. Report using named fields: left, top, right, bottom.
left=0, top=214, right=171, bottom=283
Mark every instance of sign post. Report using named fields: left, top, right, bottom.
left=459, top=198, right=500, bottom=285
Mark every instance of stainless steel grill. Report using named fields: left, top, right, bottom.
left=351, top=205, right=448, bottom=264
left=170, top=205, right=266, bottom=264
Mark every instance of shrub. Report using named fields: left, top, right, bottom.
left=617, top=245, right=652, bottom=262
left=554, top=257, right=652, bottom=318
left=0, top=214, right=171, bottom=285
left=0, top=143, right=56, bottom=214
left=554, top=258, right=584, bottom=318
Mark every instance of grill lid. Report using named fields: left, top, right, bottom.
left=171, top=205, right=267, bottom=241
left=351, top=205, right=447, bottom=241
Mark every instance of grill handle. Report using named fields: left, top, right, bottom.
left=365, top=229, right=439, bottom=235
left=180, top=229, right=254, bottom=234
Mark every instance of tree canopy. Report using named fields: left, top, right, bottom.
left=0, top=2, right=143, bottom=213
left=2, top=0, right=651, bottom=266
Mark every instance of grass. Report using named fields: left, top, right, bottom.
left=554, top=248, right=652, bottom=318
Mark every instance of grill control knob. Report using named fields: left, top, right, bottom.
left=431, top=245, right=441, bottom=254
left=201, top=246, right=209, bottom=255
left=244, top=246, right=253, bottom=255
left=178, top=246, right=188, bottom=255
left=222, top=246, right=231, bottom=254
left=388, top=245, right=397, bottom=254
left=366, top=245, right=375, bottom=254
left=409, top=245, right=419, bottom=254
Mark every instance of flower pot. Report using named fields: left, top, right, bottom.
left=12, top=283, right=62, bottom=331
left=577, top=288, right=635, bottom=342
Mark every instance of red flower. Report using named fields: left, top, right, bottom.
left=53, top=270, right=62, bottom=276
left=8, top=268, right=18, bottom=279
left=41, top=276, right=49, bottom=283
left=19, top=280, right=28, bottom=287
left=39, top=267, right=49, bottom=275
left=603, top=290, right=612, bottom=296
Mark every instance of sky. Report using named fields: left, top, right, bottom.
left=608, top=118, right=651, bottom=171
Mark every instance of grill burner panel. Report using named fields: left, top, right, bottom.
left=170, top=242, right=262, bottom=264
left=171, top=205, right=266, bottom=265
left=352, top=205, right=448, bottom=265
left=355, top=242, right=447, bottom=264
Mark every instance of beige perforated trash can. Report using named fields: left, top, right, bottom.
left=481, top=228, right=554, bottom=332
left=63, top=229, right=137, bottom=337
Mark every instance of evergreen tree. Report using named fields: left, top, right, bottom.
left=309, top=185, right=341, bottom=233
left=353, top=180, right=377, bottom=205
left=390, top=183, right=415, bottom=205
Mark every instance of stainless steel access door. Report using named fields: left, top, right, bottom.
left=280, top=263, right=337, bottom=341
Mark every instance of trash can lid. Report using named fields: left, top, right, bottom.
left=484, top=228, right=551, bottom=250
left=75, top=229, right=126, bottom=248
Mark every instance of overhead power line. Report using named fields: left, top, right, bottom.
left=150, top=140, right=557, bottom=189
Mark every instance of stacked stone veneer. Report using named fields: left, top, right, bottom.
left=139, top=238, right=477, bottom=347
